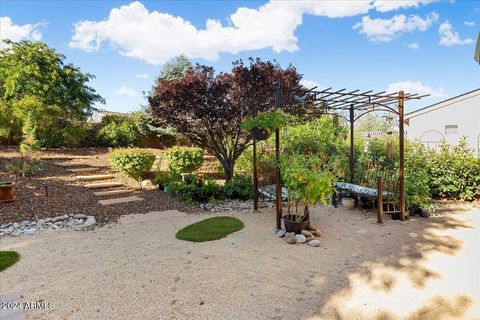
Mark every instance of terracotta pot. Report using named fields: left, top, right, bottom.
left=283, top=215, right=309, bottom=233
left=0, top=182, right=16, bottom=202
left=250, top=128, right=271, bottom=141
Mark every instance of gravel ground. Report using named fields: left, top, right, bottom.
left=1, top=206, right=478, bottom=320
left=0, top=148, right=196, bottom=224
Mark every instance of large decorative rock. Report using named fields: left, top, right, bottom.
left=301, top=230, right=313, bottom=237
left=305, top=235, right=315, bottom=242
left=276, top=229, right=286, bottom=238
left=314, top=229, right=322, bottom=237
left=308, top=239, right=320, bottom=247
left=284, top=236, right=296, bottom=244
left=295, top=234, right=307, bottom=243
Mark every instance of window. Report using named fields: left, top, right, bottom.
left=445, top=125, right=458, bottom=135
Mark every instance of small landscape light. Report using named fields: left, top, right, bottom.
left=42, top=181, right=49, bottom=197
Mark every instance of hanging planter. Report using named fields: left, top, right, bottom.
left=0, top=181, right=16, bottom=202
left=241, top=111, right=287, bottom=140
left=250, top=127, right=272, bottom=141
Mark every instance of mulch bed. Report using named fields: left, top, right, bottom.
left=0, top=148, right=198, bottom=224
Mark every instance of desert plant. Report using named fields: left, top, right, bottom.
left=165, top=146, right=204, bottom=174
left=109, top=148, right=155, bottom=186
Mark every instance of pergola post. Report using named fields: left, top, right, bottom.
left=274, top=82, right=282, bottom=229
left=349, top=104, right=355, bottom=183
left=398, top=91, right=406, bottom=221
left=253, top=104, right=259, bottom=211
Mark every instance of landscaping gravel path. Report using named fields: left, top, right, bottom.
left=1, top=207, right=479, bottom=320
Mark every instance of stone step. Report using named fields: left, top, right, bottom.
left=98, top=196, right=143, bottom=206
left=67, top=167, right=100, bottom=173
left=76, top=174, right=114, bottom=182
left=40, top=155, right=74, bottom=160
left=54, top=162, right=85, bottom=167
left=93, top=189, right=132, bottom=197
left=85, top=182, right=124, bottom=189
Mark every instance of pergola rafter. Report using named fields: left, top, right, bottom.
left=252, top=83, right=429, bottom=228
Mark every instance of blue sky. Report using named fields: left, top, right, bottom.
left=1, top=0, right=479, bottom=113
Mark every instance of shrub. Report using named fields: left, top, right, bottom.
left=152, top=171, right=174, bottom=188
left=427, top=138, right=480, bottom=201
left=405, top=141, right=432, bottom=210
left=109, top=148, right=156, bottom=182
left=223, top=175, right=253, bottom=200
left=169, top=176, right=222, bottom=203
left=97, top=115, right=140, bottom=147
left=165, top=146, right=204, bottom=174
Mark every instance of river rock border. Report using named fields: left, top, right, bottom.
left=0, top=214, right=96, bottom=238
left=275, top=228, right=322, bottom=247
left=200, top=199, right=276, bottom=212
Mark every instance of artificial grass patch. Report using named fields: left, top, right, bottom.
left=0, top=251, right=20, bottom=272
left=176, top=216, right=244, bottom=242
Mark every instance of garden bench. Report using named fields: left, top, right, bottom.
left=334, top=182, right=394, bottom=199
left=257, top=184, right=288, bottom=201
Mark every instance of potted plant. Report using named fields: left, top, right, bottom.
left=241, top=111, right=287, bottom=141
left=0, top=181, right=16, bottom=202
left=280, top=154, right=334, bottom=233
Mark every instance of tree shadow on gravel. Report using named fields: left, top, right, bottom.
left=303, top=208, right=478, bottom=320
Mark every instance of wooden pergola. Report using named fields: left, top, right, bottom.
left=252, top=82, right=429, bottom=227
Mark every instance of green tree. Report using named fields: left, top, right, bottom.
left=0, top=40, right=104, bottom=142
left=356, top=113, right=393, bottom=132
left=159, top=54, right=192, bottom=80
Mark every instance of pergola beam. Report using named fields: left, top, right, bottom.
left=253, top=85, right=429, bottom=227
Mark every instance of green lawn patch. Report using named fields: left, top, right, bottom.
left=0, top=251, right=20, bottom=272
left=176, top=216, right=244, bottom=242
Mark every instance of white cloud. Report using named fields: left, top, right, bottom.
left=300, top=80, right=324, bottom=90
left=136, top=73, right=149, bottom=79
left=464, top=21, right=476, bottom=27
left=69, top=1, right=373, bottom=65
left=353, top=12, right=439, bottom=42
left=0, top=16, right=44, bottom=48
left=406, top=42, right=420, bottom=49
left=387, top=81, right=445, bottom=97
left=373, top=0, right=437, bottom=12
left=439, top=21, right=473, bottom=46
left=115, top=86, right=139, bottom=97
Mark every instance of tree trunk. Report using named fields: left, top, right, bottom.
left=221, top=158, right=235, bottom=182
